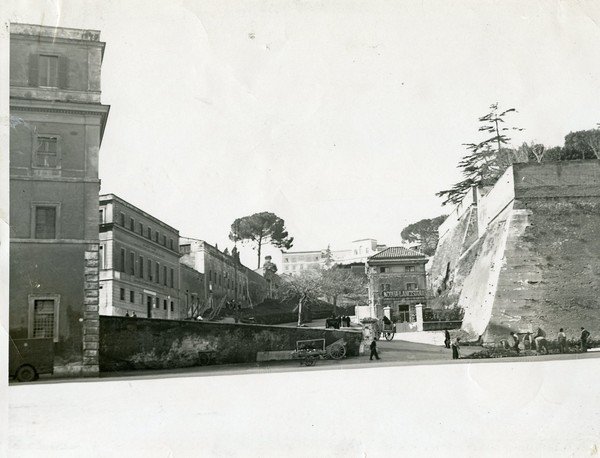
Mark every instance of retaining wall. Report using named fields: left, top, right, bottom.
left=99, top=316, right=362, bottom=371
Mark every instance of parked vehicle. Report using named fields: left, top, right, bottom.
left=9, top=338, right=54, bottom=382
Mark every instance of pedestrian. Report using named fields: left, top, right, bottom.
left=534, top=327, right=547, bottom=354
left=444, top=329, right=451, bottom=349
left=370, top=338, right=381, bottom=360
left=580, top=327, right=591, bottom=352
left=558, top=328, right=567, bottom=353
left=451, top=337, right=461, bottom=360
left=132, top=311, right=137, bottom=318
left=125, top=311, right=130, bottom=317
left=509, top=331, right=519, bottom=353
left=346, top=316, right=351, bottom=327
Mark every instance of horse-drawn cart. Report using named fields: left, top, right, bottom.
left=291, top=338, right=347, bottom=366
left=379, top=321, right=396, bottom=341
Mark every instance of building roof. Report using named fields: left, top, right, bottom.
left=368, top=246, right=426, bottom=260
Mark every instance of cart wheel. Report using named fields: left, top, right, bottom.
left=15, top=365, right=37, bottom=383
left=328, top=343, right=346, bottom=360
left=385, top=332, right=395, bottom=341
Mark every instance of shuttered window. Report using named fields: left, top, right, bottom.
left=38, top=54, right=59, bottom=87
left=34, top=135, right=59, bottom=168
left=35, top=206, right=56, bottom=239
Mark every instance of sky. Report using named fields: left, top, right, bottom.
left=6, top=0, right=600, bottom=269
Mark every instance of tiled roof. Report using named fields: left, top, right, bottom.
left=368, top=246, right=426, bottom=260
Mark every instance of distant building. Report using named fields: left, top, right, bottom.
left=366, top=247, right=428, bottom=322
left=179, top=263, right=206, bottom=319
left=9, top=23, right=110, bottom=375
left=282, top=238, right=387, bottom=275
left=179, top=238, right=267, bottom=314
left=98, top=194, right=181, bottom=319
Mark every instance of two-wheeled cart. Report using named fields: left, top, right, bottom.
left=291, top=338, right=347, bottom=366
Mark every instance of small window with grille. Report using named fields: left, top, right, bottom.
left=32, top=299, right=56, bottom=339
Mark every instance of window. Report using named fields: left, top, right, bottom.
left=405, top=265, right=416, bottom=272
left=30, top=299, right=58, bottom=342
left=120, top=212, right=125, bottom=226
left=38, top=54, right=59, bottom=87
left=170, top=268, right=174, bottom=288
left=170, top=239, right=174, bottom=250
left=406, top=283, right=418, bottom=291
left=99, top=209, right=104, bottom=224
left=33, top=135, right=60, bottom=169
left=163, top=266, right=167, bottom=286
left=139, top=222, right=143, bottom=234
left=120, top=248, right=126, bottom=272
left=139, top=256, right=144, bottom=278
left=154, top=231, right=159, bottom=242
left=170, top=301, right=174, bottom=312
left=148, top=259, right=153, bottom=281
left=146, top=227, right=151, bottom=239
left=163, top=235, right=167, bottom=246
left=34, top=206, right=57, bottom=239
left=163, top=299, right=167, bottom=310
left=155, top=262, right=160, bottom=284
left=130, top=291, right=134, bottom=303
left=120, top=288, right=125, bottom=300
left=99, top=244, right=106, bottom=269
left=129, top=218, right=135, bottom=231
left=129, top=251, right=135, bottom=275
left=147, top=296, right=153, bottom=313
left=153, top=297, right=158, bottom=308
left=379, top=267, right=386, bottom=273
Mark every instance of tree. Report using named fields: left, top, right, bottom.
left=323, top=245, right=334, bottom=268
left=229, top=212, right=294, bottom=268
left=321, top=267, right=367, bottom=313
left=277, top=269, right=323, bottom=326
left=563, top=126, right=600, bottom=160
left=437, top=103, right=524, bottom=206
left=400, top=215, right=447, bottom=256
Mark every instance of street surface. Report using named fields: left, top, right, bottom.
left=9, top=355, right=600, bottom=457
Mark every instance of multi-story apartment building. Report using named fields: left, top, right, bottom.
left=9, top=23, right=110, bottom=375
left=179, top=238, right=267, bottom=313
left=98, top=194, right=181, bottom=319
left=282, top=239, right=387, bottom=274
left=366, top=246, right=428, bottom=322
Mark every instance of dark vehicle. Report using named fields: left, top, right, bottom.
left=9, top=338, right=54, bottom=382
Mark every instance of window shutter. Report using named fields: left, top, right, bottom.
left=58, top=55, right=68, bottom=89
left=29, top=54, right=39, bottom=87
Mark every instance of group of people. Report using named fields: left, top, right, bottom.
left=124, top=311, right=137, bottom=317
left=326, top=315, right=351, bottom=329
left=444, top=330, right=462, bottom=359
left=509, top=326, right=592, bottom=354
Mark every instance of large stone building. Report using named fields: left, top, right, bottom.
left=282, top=239, right=387, bottom=275
left=9, top=24, right=110, bottom=375
left=179, top=238, right=267, bottom=315
left=98, top=194, right=181, bottom=319
left=429, top=160, right=600, bottom=343
left=366, top=247, right=428, bottom=322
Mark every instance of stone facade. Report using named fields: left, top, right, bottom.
left=179, top=238, right=267, bottom=310
left=9, top=23, right=109, bottom=375
left=98, top=194, right=181, bottom=319
left=366, top=247, right=428, bottom=321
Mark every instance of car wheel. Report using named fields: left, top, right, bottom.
left=15, top=365, right=37, bottom=382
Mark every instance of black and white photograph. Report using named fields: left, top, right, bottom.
left=2, top=1, right=600, bottom=456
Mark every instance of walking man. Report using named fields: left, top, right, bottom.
left=444, top=329, right=451, bottom=349
left=451, top=337, right=461, bottom=360
left=558, top=328, right=567, bottom=353
left=370, top=338, right=381, bottom=361
left=580, top=327, right=591, bottom=352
